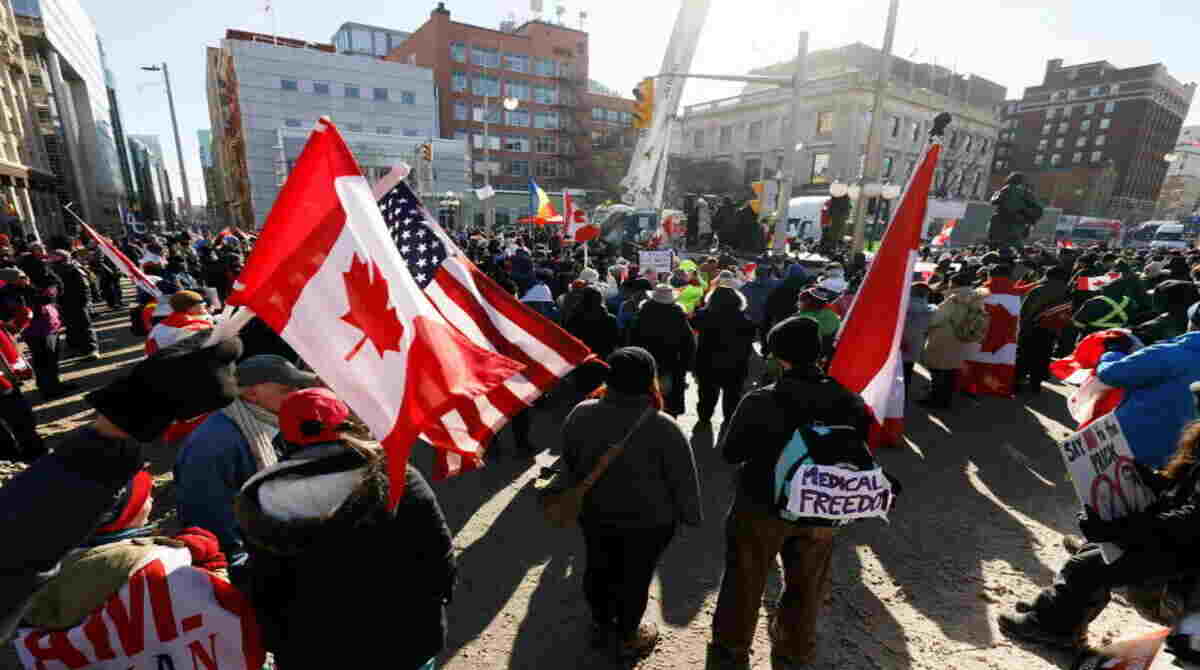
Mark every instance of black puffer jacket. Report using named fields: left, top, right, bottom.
left=721, top=366, right=871, bottom=508
left=692, top=298, right=757, bottom=376
left=627, top=299, right=695, bottom=375
left=236, top=443, right=454, bottom=670
left=563, top=286, right=619, bottom=359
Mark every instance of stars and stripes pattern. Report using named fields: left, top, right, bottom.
left=377, top=174, right=595, bottom=478
left=78, top=220, right=161, bottom=298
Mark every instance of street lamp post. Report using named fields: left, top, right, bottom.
left=141, top=63, right=192, bottom=228
left=480, top=95, right=519, bottom=231
left=850, top=0, right=900, bottom=255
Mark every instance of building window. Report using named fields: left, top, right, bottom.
left=1038, top=139, right=1048, bottom=151
left=1051, top=91, right=1065, bottom=101
left=533, top=58, right=557, bottom=77
left=693, top=130, right=704, bottom=149
left=453, top=102, right=468, bottom=121
left=964, top=136, right=973, bottom=152
left=1075, top=136, right=1087, bottom=148
left=502, top=135, right=530, bottom=152
left=450, top=41, right=466, bottom=62
left=1064, top=106, right=1073, bottom=117
left=471, top=105, right=494, bottom=123
left=1092, top=151, right=1103, bottom=163
left=1084, top=103, right=1095, bottom=115
left=882, top=156, right=894, bottom=178
left=403, top=129, right=420, bottom=137
left=373, top=87, right=389, bottom=101
left=534, top=135, right=557, bottom=153
left=533, top=111, right=559, bottom=129
left=1058, top=122, right=1068, bottom=134
left=620, top=111, right=632, bottom=125
left=1046, top=108, right=1057, bottom=119
left=376, top=126, right=391, bottom=135
left=1095, top=135, right=1106, bottom=146
left=504, top=53, right=529, bottom=73
left=606, top=109, right=619, bottom=122
left=995, top=160, right=1006, bottom=170
left=719, top=125, right=732, bottom=149
left=1055, top=138, right=1064, bottom=149
left=535, top=159, right=558, bottom=178
left=471, top=75, right=500, bottom=97
left=401, top=91, right=416, bottom=105
left=472, top=135, right=500, bottom=150
left=591, top=107, right=604, bottom=121
left=508, top=159, right=529, bottom=177
left=748, top=120, right=763, bottom=146
left=451, top=72, right=467, bottom=92
left=471, top=46, right=500, bottom=68
left=29, top=74, right=42, bottom=88
left=1080, top=119, right=1091, bottom=132
left=816, top=110, right=834, bottom=135
left=505, top=80, right=530, bottom=100
left=1051, top=153, right=1062, bottom=166
left=506, top=109, right=530, bottom=127
left=810, top=153, right=831, bottom=184
left=1042, top=123, right=1051, bottom=135
left=980, top=139, right=989, bottom=154
left=345, top=85, right=360, bottom=98
left=1099, top=118, right=1111, bottom=130
left=1073, top=152, right=1083, bottom=164
left=889, top=115, right=901, bottom=138
left=1034, top=154, right=1044, bottom=166
left=454, top=130, right=468, bottom=142
left=284, top=118, right=302, bottom=128
left=533, top=86, right=556, bottom=105
left=346, top=123, right=363, bottom=132
left=281, top=79, right=298, bottom=91
left=35, top=108, right=51, bottom=124
left=911, top=120, right=921, bottom=143
left=1104, top=101, right=1116, bottom=114
left=313, top=81, right=330, bottom=95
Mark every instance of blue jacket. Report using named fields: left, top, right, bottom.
left=174, top=412, right=263, bottom=560
left=740, top=275, right=781, bottom=327
left=1097, top=330, right=1200, bottom=468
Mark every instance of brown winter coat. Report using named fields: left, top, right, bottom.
left=923, top=287, right=988, bottom=371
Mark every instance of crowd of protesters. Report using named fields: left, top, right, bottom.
left=5, top=190, right=1200, bottom=670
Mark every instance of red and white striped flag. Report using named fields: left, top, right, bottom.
left=960, top=276, right=1022, bottom=397
left=375, top=169, right=597, bottom=479
left=829, top=116, right=945, bottom=449
left=1057, top=239, right=1074, bottom=248
left=565, top=191, right=598, bottom=243
left=227, top=119, right=525, bottom=503
left=1076, top=271, right=1121, bottom=292
left=79, top=220, right=161, bottom=298
left=931, top=219, right=956, bottom=246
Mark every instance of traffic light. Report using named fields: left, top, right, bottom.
left=420, top=143, right=433, bottom=162
left=632, top=77, right=655, bottom=129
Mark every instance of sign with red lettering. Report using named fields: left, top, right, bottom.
left=1058, top=413, right=1156, bottom=564
left=16, top=547, right=264, bottom=670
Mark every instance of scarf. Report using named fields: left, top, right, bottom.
left=222, top=398, right=280, bottom=470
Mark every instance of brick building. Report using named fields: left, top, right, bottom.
left=991, top=58, right=1195, bottom=220
left=386, top=2, right=634, bottom=193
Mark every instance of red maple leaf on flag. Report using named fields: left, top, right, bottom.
left=979, top=302, right=1018, bottom=354
left=341, top=253, right=405, bottom=361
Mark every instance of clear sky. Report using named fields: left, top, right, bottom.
left=87, top=0, right=1200, bottom=206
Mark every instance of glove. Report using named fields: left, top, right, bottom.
left=1077, top=506, right=1129, bottom=543
left=87, top=332, right=242, bottom=442
left=174, top=526, right=229, bottom=573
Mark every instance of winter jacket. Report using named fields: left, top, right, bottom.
left=174, top=412, right=264, bottom=558
left=47, top=255, right=91, bottom=309
left=564, top=307, right=620, bottom=359
left=923, top=286, right=987, bottom=370
left=1019, top=277, right=1070, bottom=330
left=1115, top=461, right=1200, bottom=554
left=1096, top=332, right=1200, bottom=468
left=902, top=295, right=935, bottom=363
left=1132, top=280, right=1199, bottom=346
left=0, top=427, right=142, bottom=641
left=628, top=300, right=696, bottom=375
left=988, top=184, right=1042, bottom=247
left=692, top=304, right=758, bottom=377
left=762, top=265, right=809, bottom=346
left=145, top=312, right=213, bottom=355
left=236, top=444, right=453, bottom=670
left=740, top=275, right=780, bottom=327
left=721, top=367, right=871, bottom=508
left=561, top=391, right=702, bottom=528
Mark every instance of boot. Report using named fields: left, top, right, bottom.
left=998, top=611, right=1086, bottom=649
left=617, top=622, right=659, bottom=659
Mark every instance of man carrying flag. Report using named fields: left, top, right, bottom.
left=226, top=118, right=525, bottom=503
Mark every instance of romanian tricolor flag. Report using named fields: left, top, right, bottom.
left=528, top=178, right=560, bottom=224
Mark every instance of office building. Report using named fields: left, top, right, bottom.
left=995, top=58, right=1195, bottom=220
left=14, top=0, right=126, bottom=232
left=128, top=134, right=174, bottom=224
left=197, top=128, right=226, bottom=227
left=100, top=38, right=134, bottom=215
left=385, top=2, right=636, bottom=201
left=1154, top=125, right=1200, bottom=218
left=206, top=29, right=467, bottom=229
left=678, top=43, right=1004, bottom=200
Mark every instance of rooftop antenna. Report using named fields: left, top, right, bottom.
left=579, top=9, right=587, bottom=30
left=555, top=4, right=566, bottom=24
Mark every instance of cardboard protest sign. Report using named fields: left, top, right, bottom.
left=782, top=464, right=894, bottom=522
left=17, top=547, right=263, bottom=670
left=1058, top=413, right=1156, bottom=563
left=638, top=250, right=674, bottom=275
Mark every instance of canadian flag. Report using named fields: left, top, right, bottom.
left=1049, top=329, right=1141, bottom=428
left=565, top=191, right=598, bottom=243
left=79, top=220, right=161, bottom=298
left=931, top=219, right=956, bottom=246
left=227, top=119, right=524, bottom=504
left=960, top=276, right=1023, bottom=397
left=829, top=115, right=946, bottom=449
left=1076, top=271, right=1121, bottom=292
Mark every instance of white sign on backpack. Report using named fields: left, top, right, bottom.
left=783, top=464, right=894, bottom=522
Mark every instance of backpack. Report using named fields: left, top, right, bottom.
left=772, top=421, right=889, bottom=526
left=953, top=299, right=990, bottom=343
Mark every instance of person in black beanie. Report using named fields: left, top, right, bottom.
left=561, top=346, right=702, bottom=659
left=710, top=316, right=870, bottom=670
left=0, top=332, right=243, bottom=640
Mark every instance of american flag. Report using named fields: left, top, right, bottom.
left=376, top=171, right=595, bottom=478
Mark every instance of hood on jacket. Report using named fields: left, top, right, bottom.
left=1155, top=280, right=1200, bottom=315
left=235, top=442, right=389, bottom=557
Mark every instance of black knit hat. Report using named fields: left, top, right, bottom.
left=606, top=347, right=657, bottom=394
left=767, top=316, right=822, bottom=365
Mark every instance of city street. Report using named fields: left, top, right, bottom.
left=0, top=286, right=1171, bottom=670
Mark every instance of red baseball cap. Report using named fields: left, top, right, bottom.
left=279, top=387, right=351, bottom=447
left=96, top=470, right=152, bottom=535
